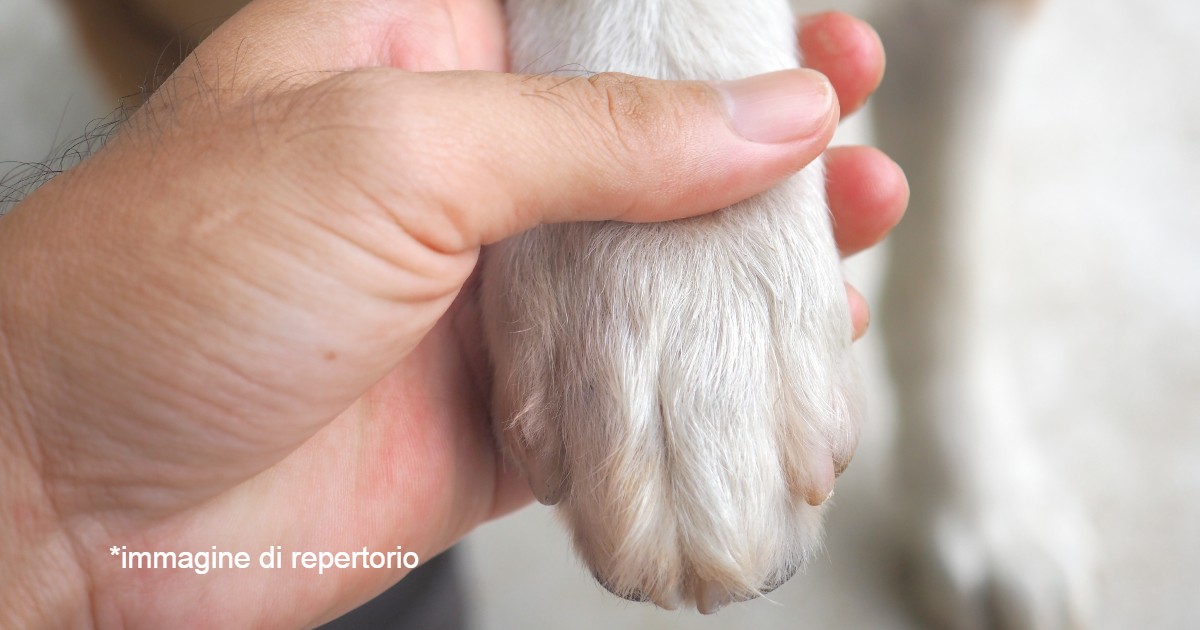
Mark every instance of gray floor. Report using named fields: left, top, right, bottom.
left=3, top=1, right=1197, bottom=628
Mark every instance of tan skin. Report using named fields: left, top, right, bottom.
left=0, top=1, right=905, bottom=626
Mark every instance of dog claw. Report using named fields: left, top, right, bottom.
left=803, top=448, right=837, bottom=507
left=696, top=582, right=732, bottom=615
left=524, top=450, right=566, bottom=506
left=657, top=591, right=683, bottom=611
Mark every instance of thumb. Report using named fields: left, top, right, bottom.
left=355, top=68, right=839, bottom=252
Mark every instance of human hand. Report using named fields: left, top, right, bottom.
left=0, top=0, right=904, bottom=626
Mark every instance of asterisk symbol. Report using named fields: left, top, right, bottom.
left=110, top=546, right=121, bottom=556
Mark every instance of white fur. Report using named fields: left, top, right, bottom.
left=481, top=0, right=860, bottom=613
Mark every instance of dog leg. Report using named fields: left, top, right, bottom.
left=482, top=0, right=861, bottom=612
left=871, top=1, right=1095, bottom=627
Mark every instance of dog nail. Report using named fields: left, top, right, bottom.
left=696, top=582, right=731, bottom=614
left=805, top=453, right=836, bottom=506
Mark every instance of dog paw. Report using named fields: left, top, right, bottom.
left=904, top=492, right=1095, bottom=630
left=481, top=173, right=861, bottom=612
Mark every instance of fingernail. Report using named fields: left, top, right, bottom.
left=715, top=69, right=834, bottom=144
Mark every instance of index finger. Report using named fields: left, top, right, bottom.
left=799, top=12, right=886, bottom=118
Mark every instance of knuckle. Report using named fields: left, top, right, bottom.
left=578, top=72, right=670, bottom=160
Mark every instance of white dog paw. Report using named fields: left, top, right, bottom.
left=905, top=496, right=1095, bottom=630
left=481, top=175, right=860, bottom=611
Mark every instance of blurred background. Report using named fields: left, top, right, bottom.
left=2, top=0, right=1196, bottom=627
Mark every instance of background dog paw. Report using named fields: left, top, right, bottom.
left=903, top=490, right=1095, bottom=630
